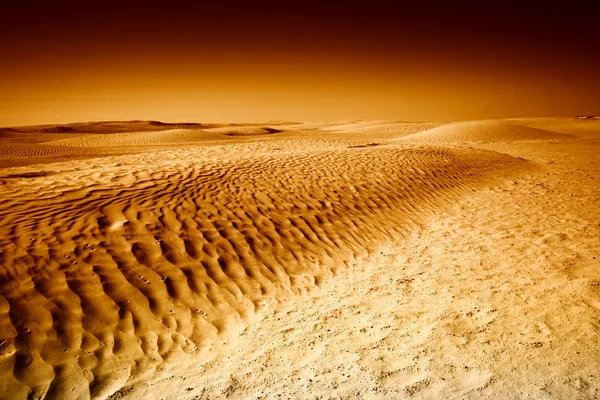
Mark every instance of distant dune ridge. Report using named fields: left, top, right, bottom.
left=202, top=126, right=282, bottom=136
left=0, top=121, right=291, bottom=168
left=400, top=120, right=573, bottom=143
left=41, top=129, right=239, bottom=147
left=0, top=121, right=212, bottom=135
left=0, top=117, right=599, bottom=399
left=321, top=121, right=441, bottom=134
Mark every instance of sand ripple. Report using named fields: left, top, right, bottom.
left=0, top=139, right=529, bottom=398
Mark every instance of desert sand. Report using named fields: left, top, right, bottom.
left=0, top=117, right=598, bottom=399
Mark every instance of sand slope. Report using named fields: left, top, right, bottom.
left=0, top=121, right=215, bottom=135
left=41, top=129, right=236, bottom=147
left=507, top=117, right=600, bottom=139
left=0, top=117, right=598, bottom=399
left=0, top=133, right=529, bottom=399
left=322, top=121, right=441, bottom=135
left=171, top=138, right=600, bottom=398
left=201, top=126, right=283, bottom=136
left=401, top=120, right=573, bottom=143
left=0, top=122, right=287, bottom=168
left=133, top=118, right=599, bottom=399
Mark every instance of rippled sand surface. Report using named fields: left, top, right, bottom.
left=0, top=118, right=598, bottom=399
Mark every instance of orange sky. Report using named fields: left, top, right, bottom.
left=1, top=2, right=598, bottom=126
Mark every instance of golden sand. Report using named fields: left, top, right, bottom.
left=0, top=118, right=598, bottom=399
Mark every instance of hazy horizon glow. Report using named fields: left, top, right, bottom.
left=1, top=2, right=599, bottom=126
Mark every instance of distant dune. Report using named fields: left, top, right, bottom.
left=202, top=126, right=283, bottom=136
left=0, top=118, right=599, bottom=399
left=0, top=121, right=289, bottom=168
left=41, top=129, right=239, bottom=147
left=321, top=121, right=441, bottom=135
left=0, top=121, right=215, bottom=135
left=507, top=117, right=600, bottom=138
left=400, top=120, right=573, bottom=143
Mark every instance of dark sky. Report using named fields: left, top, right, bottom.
left=1, top=1, right=599, bottom=125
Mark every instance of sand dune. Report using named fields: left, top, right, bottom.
left=322, top=121, right=441, bottom=135
left=0, top=118, right=598, bottom=399
left=201, top=126, right=283, bottom=136
left=0, top=121, right=217, bottom=135
left=507, top=117, right=600, bottom=139
left=0, top=123, right=284, bottom=168
left=401, top=120, right=573, bottom=143
left=0, top=143, right=150, bottom=169
left=0, top=131, right=84, bottom=145
left=0, top=143, right=97, bottom=159
left=41, top=129, right=238, bottom=147
left=270, top=121, right=441, bottom=138
left=0, top=131, right=529, bottom=399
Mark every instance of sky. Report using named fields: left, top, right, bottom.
left=1, top=1, right=599, bottom=126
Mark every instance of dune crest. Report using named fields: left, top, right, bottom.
left=0, top=121, right=214, bottom=135
left=202, top=126, right=282, bottom=136
left=401, top=120, right=573, bottom=143
left=322, top=121, right=441, bottom=135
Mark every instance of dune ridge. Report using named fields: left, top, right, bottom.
left=0, top=122, right=291, bottom=168
left=2, top=119, right=574, bottom=169
left=0, top=138, right=530, bottom=399
left=321, top=121, right=441, bottom=135
left=201, top=126, right=283, bottom=136
left=506, top=117, right=600, bottom=139
left=0, top=121, right=215, bottom=135
left=401, top=120, right=573, bottom=143
left=41, top=129, right=239, bottom=148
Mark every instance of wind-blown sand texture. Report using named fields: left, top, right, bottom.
left=400, top=120, right=573, bottom=143
left=0, top=118, right=598, bottom=399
